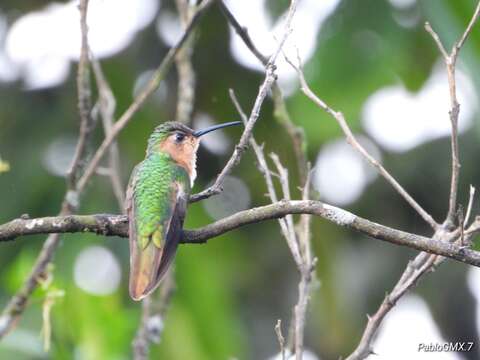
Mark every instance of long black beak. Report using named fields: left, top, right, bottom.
left=193, top=121, right=241, bottom=137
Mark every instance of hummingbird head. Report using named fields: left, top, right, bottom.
left=147, top=121, right=241, bottom=180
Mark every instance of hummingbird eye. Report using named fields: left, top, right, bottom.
left=174, top=132, right=185, bottom=143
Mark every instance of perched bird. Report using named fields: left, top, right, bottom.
left=126, top=120, right=241, bottom=300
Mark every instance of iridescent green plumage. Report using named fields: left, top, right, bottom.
left=127, top=120, right=241, bottom=300
left=127, top=122, right=193, bottom=300
left=132, top=153, right=190, bottom=248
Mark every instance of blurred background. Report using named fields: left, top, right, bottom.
left=1, top=0, right=480, bottom=359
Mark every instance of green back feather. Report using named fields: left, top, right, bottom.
left=133, top=152, right=190, bottom=248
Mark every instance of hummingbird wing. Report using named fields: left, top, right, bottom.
left=127, top=160, right=189, bottom=301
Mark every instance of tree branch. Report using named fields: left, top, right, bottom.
left=424, top=1, right=480, bottom=226
left=220, top=5, right=313, bottom=357
left=219, top=0, right=308, bottom=185
left=174, top=0, right=196, bottom=126
left=346, top=254, right=439, bottom=360
left=0, top=0, right=95, bottom=340
left=346, top=4, right=480, bottom=357
left=286, top=57, right=439, bottom=230
left=189, top=0, right=298, bottom=202
left=91, top=58, right=124, bottom=210
left=68, top=0, right=94, bottom=190
left=1, top=201, right=480, bottom=267
left=76, top=0, right=215, bottom=194
left=218, top=1, right=268, bottom=65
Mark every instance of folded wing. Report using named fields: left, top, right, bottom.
left=127, top=164, right=188, bottom=301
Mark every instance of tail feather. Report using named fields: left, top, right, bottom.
left=129, top=235, right=164, bottom=301
left=126, top=173, right=187, bottom=301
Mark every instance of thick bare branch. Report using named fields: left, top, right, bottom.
left=2, top=202, right=480, bottom=267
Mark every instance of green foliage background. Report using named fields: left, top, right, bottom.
left=1, top=0, right=480, bottom=359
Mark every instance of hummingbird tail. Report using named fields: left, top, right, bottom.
left=129, top=232, right=179, bottom=301
left=126, top=168, right=187, bottom=301
left=129, top=238, right=163, bottom=301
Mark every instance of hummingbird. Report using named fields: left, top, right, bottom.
left=126, top=120, right=241, bottom=300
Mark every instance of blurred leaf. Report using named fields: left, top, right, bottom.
left=0, top=157, right=9, bottom=174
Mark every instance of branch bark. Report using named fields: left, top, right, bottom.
left=1, top=201, right=480, bottom=267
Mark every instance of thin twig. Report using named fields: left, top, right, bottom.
left=272, top=86, right=309, bottom=185
left=68, top=0, right=94, bottom=191
left=91, top=57, right=124, bottom=209
left=347, top=215, right=480, bottom=360
left=0, top=0, right=94, bottom=340
left=346, top=5, right=480, bottom=356
left=189, top=62, right=276, bottom=202
left=228, top=90, right=300, bottom=262
left=270, top=153, right=301, bottom=266
left=132, top=270, right=175, bottom=360
left=219, top=0, right=308, bottom=185
left=218, top=1, right=269, bottom=65
left=190, top=0, right=299, bottom=203
left=293, top=169, right=314, bottom=360
left=174, top=0, right=196, bottom=125
left=76, top=0, right=215, bottom=194
left=464, top=186, right=476, bottom=227
left=298, top=167, right=313, bottom=265
left=268, top=153, right=313, bottom=360
left=286, top=56, right=439, bottom=230
left=132, top=296, right=151, bottom=360
left=275, top=320, right=286, bottom=360
left=424, top=1, right=480, bottom=226
left=346, top=255, right=438, bottom=360
left=220, top=7, right=315, bottom=355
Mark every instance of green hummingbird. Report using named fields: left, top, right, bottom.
left=126, top=120, right=241, bottom=300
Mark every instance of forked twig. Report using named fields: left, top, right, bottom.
left=424, top=1, right=480, bottom=226
left=190, top=0, right=299, bottom=203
